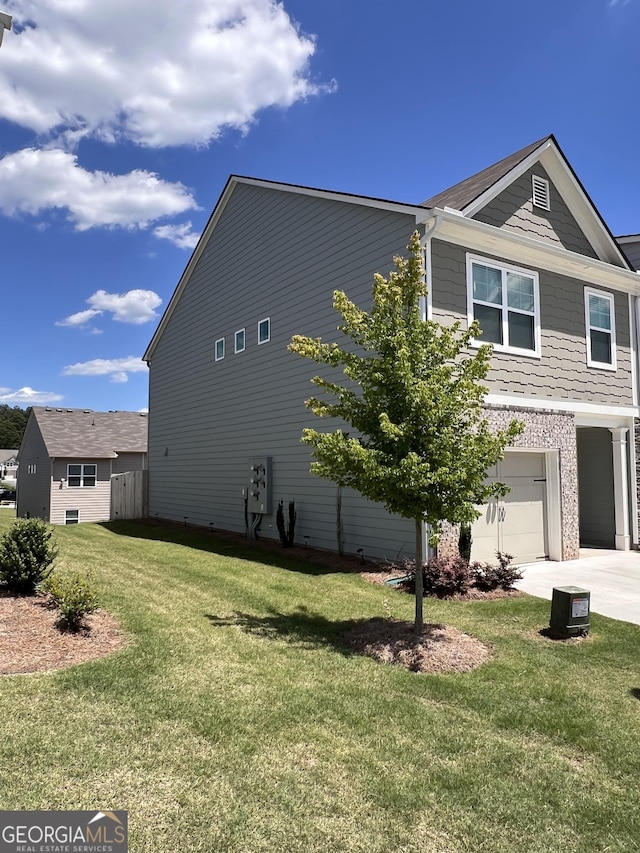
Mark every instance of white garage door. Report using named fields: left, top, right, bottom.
left=470, top=453, right=548, bottom=564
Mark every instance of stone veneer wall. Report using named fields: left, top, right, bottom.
left=437, top=405, right=579, bottom=562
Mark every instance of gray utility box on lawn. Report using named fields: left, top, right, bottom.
left=549, top=586, right=590, bottom=638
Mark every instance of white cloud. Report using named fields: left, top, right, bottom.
left=88, top=289, right=162, bottom=324
left=0, top=386, right=64, bottom=404
left=0, top=0, right=331, bottom=148
left=0, top=147, right=198, bottom=230
left=153, top=221, right=200, bottom=250
left=57, top=289, right=162, bottom=329
left=63, top=356, right=147, bottom=384
left=56, top=308, right=103, bottom=328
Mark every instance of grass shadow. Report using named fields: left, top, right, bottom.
left=97, top=519, right=363, bottom=577
left=205, top=606, right=362, bottom=657
left=630, top=688, right=640, bottom=702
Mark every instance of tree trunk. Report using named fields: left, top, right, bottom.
left=414, top=518, right=424, bottom=634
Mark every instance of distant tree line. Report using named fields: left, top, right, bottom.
left=0, top=405, right=29, bottom=449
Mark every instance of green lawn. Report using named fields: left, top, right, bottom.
left=1, top=508, right=640, bottom=852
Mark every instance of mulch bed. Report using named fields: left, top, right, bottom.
left=345, top=618, right=492, bottom=674
left=0, top=592, right=127, bottom=675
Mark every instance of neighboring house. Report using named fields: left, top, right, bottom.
left=17, top=407, right=148, bottom=525
left=0, top=449, right=18, bottom=482
left=143, top=135, right=640, bottom=564
left=617, top=235, right=640, bottom=272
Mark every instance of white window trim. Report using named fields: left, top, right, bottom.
left=234, top=328, right=245, bottom=354
left=258, top=317, right=270, bottom=345
left=215, top=337, right=225, bottom=361
left=585, top=286, right=617, bottom=371
left=67, top=463, right=97, bottom=488
left=466, top=254, right=541, bottom=359
left=65, top=509, right=79, bottom=525
left=532, top=174, right=550, bottom=211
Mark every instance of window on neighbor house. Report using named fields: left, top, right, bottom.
left=215, top=338, right=225, bottom=361
left=258, top=317, right=270, bottom=345
left=467, top=256, right=540, bottom=357
left=235, top=328, right=245, bottom=353
left=585, top=287, right=616, bottom=370
left=65, top=510, right=79, bottom=524
left=67, top=464, right=97, bottom=487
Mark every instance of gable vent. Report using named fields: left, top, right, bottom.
left=532, top=175, right=550, bottom=210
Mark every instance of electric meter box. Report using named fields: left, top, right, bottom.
left=549, top=586, right=590, bottom=638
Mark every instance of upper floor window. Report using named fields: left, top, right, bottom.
left=467, top=255, right=540, bottom=357
left=67, top=464, right=96, bottom=487
left=235, top=328, right=245, bottom=354
left=215, top=337, right=225, bottom=361
left=585, top=287, right=616, bottom=371
left=258, top=317, right=270, bottom=345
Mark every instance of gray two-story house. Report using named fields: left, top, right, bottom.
left=144, top=135, right=640, bottom=565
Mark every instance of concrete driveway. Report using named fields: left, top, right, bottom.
left=516, top=548, right=640, bottom=626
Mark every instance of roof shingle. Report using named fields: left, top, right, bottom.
left=31, top=407, right=148, bottom=458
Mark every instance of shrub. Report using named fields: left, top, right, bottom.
left=423, top=556, right=472, bottom=597
left=458, top=523, right=473, bottom=562
left=41, top=570, right=99, bottom=631
left=470, top=552, right=522, bottom=591
left=0, top=517, right=58, bottom=593
left=276, top=499, right=296, bottom=547
left=400, top=556, right=472, bottom=598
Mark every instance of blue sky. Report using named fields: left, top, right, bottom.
left=0, top=0, right=638, bottom=413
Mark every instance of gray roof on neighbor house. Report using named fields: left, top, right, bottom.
left=0, top=449, right=18, bottom=463
left=421, top=135, right=551, bottom=210
left=31, top=407, right=148, bottom=458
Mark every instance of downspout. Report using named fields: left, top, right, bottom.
left=418, top=211, right=443, bottom=322
left=417, top=212, right=443, bottom=559
left=632, top=295, right=640, bottom=546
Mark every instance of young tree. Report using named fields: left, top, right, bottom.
left=289, top=231, right=523, bottom=632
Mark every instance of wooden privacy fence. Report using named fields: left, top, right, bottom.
left=110, top=469, right=148, bottom=520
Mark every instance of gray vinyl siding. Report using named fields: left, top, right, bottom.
left=50, top=459, right=112, bottom=525
left=148, top=183, right=416, bottom=560
left=16, top=416, right=51, bottom=521
left=473, top=166, right=597, bottom=257
left=112, top=452, right=146, bottom=475
left=431, top=240, right=634, bottom=406
left=576, top=427, right=615, bottom=547
left=620, top=238, right=640, bottom=271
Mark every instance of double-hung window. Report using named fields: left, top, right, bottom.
left=585, top=287, right=616, bottom=370
left=67, top=463, right=96, bottom=487
left=467, top=255, right=540, bottom=357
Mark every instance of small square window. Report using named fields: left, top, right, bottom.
left=258, top=317, right=270, bottom=345
left=215, top=337, right=225, bottom=361
left=235, top=329, right=245, bottom=353
left=65, top=510, right=79, bottom=525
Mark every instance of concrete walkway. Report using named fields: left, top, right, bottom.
left=516, top=548, right=640, bottom=626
